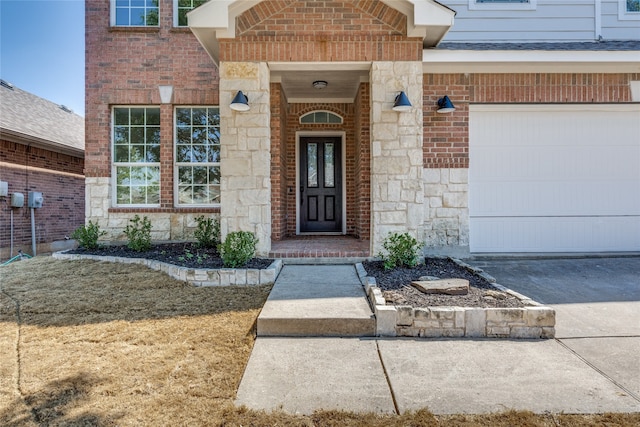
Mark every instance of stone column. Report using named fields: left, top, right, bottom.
left=219, top=62, right=271, bottom=256
left=370, top=61, right=424, bottom=255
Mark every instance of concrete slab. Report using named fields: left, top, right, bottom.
left=468, top=257, right=640, bottom=338
left=468, top=257, right=640, bottom=305
left=257, top=265, right=375, bottom=336
left=559, top=337, right=640, bottom=399
left=235, top=337, right=395, bottom=415
left=553, top=301, right=640, bottom=338
left=378, top=339, right=640, bottom=415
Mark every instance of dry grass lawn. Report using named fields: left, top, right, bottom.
left=1, top=256, right=638, bottom=426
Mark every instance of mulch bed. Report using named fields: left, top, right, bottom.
left=68, top=242, right=273, bottom=269
left=362, top=258, right=525, bottom=309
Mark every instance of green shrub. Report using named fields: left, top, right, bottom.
left=124, top=215, right=152, bottom=252
left=218, top=231, right=258, bottom=268
left=71, top=220, right=106, bottom=249
left=194, top=216, right=220, bottom=249
left=378, top=232, right=424, bottom=270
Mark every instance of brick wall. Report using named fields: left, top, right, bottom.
left=270, top=83, right=288, bottom=241
left=0, top=139, right=84, bottom=257
left=220, top=0, right=421, bottom=62
left=85, top=0, right=219, bottom=183
left=423, top=72, right=640, bottom=168
left=354, top=82, right=371, bottom=240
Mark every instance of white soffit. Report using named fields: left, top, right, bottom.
left=423, top=50, right=640, bottom=73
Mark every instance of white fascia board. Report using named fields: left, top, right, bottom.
left=380, top=0, right=454, bottom=44
left=188, top=0, right=261, bottom=63
left=423, top=50, right=640, bottom=73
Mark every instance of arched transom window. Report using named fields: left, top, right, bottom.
left=300, top=111, right=343, bottom=124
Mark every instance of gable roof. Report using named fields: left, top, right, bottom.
left=0, top=80, right=84, bottom=157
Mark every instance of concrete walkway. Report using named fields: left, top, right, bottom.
left=236, top=259, right=640, bottom=415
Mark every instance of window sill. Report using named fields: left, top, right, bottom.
left=109, top=206, right=220, bottom=214
left=108, top=26, right=160, bottom=33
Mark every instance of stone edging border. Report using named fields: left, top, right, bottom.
left=52, top=251, right=283, bottom=287
left=355, top=258, right=556, bottom=339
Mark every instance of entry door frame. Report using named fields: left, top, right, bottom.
left=295, top=131, right=347, bottom=235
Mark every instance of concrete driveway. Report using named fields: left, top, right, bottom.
left=468, top=256, right=640, bottom=403
left=236, top=259, right=640, bottom=415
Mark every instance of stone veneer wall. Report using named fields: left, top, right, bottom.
left=370, top=61, right=424, bottom=255
left=86, top=177, right=217, bottom=242
left=423, top=168, right=469, bottom=254
left=219, top=62, right=271, bottom=256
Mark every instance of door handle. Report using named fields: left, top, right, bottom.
left=300, top=186, right=304, bottom=205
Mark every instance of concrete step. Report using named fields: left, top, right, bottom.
left=257, top=264, right=375, bottom=337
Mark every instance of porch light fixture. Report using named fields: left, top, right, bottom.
left=436, top=96, right=456, bottom=113
left=313, top=80, right=328, bottom=89
left=392, top=91, right=412, bottom=112
left=230, top=90, right=250, bottom=111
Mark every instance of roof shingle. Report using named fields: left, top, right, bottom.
left=0, top=81, right=84, bottom=152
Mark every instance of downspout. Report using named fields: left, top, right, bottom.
left=595, top=0, right=602, bottom=40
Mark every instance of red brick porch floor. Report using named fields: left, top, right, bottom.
left=269, top=236, right=370, bottom=259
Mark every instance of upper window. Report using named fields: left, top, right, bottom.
left=470, top=0, right=536, bottom=10
left=113, top=107, right=161, bottom=206
left=175, top=0, right=209, bottom=27
left=175, top=107, right=221, bottom=206
left=112, top=0, right=159, bottom=27
left=619, top=0, right=640, bottom=19
left=300, top=111, right=343, bottom=124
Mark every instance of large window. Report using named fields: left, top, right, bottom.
left=112, top=0, right=159, bottom=27
left=175, top=0, right=208, bottom=27
left=113, top=107, right=161, bottom=206
left=627, top=0, right=640, bottom=12
left=175, top=107, right=221, bottom=206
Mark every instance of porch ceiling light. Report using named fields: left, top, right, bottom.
left=230, top=90, right=250, bottom=112
left=313, top=80, right=328, bottom=89
left=436, top=95, right=456, bottom=113
left=392, top=91, right=412, bottom=112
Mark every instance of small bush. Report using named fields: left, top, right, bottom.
left=378, top=232, right=424, bottom=270
left=124, top=215, right=152, bottom=252
left=194, top=216, right=220, bottom=249
left=218, top=231, right=258, bottom=268
left=71, top=220, right=106, bottom=249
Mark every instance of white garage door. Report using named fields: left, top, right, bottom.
left=469, top=104, right=640, bottom=253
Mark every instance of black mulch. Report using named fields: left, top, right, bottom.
left=362, top=258, right=525, bottom=308
left=68, top=242, right=273, bottom=270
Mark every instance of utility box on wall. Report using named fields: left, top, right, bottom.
left=28, top=191, right=43, bottom=208
left=11, top=192, right=24, bottom=208
left=0, top=181, right=8, bottom=197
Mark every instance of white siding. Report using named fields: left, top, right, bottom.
left=601, top=0, right=640, bottom=40
left=469, top=104, right=640, bottom=253
left=441, top=0, right=598, bottom=42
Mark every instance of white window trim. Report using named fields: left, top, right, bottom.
left=110, top=0, right=160, bottom=27
left=469, top=0, right=536, bottom=11
left=112, top=106, right=162, bottom=208
left=174, top=106, right=221, bottom=208
left=619, top=0, right=640, bottom=20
